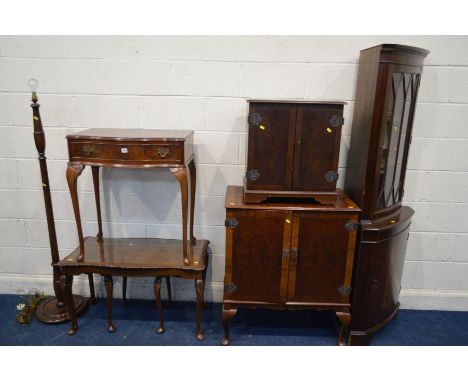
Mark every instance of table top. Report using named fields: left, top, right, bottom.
left=66, top=128, right=194, bottom=142
left=59, top=237, right=209, bottom=271
left=225, top=185, right=360, bottom=212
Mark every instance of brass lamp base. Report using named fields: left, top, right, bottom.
left=35, top=295, right=88, bottom=324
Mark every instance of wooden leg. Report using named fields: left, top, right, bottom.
left=104, top=275, right=116, bottom=333
left=188, top=159, right=197, bottom=244
left=66, top=163, right=85, bottom=262
left=61, top=274, right=77, bottom=336
left=91, top=166, right=103, bottom=240
left=195, top=279, right=205, bottom=341
left=165, top=276, right=172, bottom=307
left=154, top=277, right=164, bottom=334
left=336, top=312, right=351, bottom=346
left=53, top=266, right=65, bottom=308
left=88, top=273, right=97, bottom=304
left=221, top=305, right=237, bottom=346
left=122, top=277, right=128, bottom=306
left=170, top=166, right=189, bottom=265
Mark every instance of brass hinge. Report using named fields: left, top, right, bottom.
left=225, top=218, right=239, bottom=229
left=338, top=286, right=352, bottom=296
left=329, top=115, right=344, bottom=128
left=246, top=169, right=260, bottom=181
left=345, top=221, right=360, bottom=231
left=224, top=283, right=237, bottom=293
left=325, top=171, right=339, bottom=183
left=248, top=112, right=263, bottom=126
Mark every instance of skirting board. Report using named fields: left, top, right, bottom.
left=1, top=274, right=468, bottom=311
left=0, top=273, right=224, bottom=303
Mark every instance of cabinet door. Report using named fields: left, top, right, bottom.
left=351, top=209, right=413, bottom=332
left=292, top=104, right=343, bottom=191
left=373, top=64, right=422, bottom=216
left=287, top=212, right=358, bottom=304
left=246, top=103, right=296, bottom=190
left=224, top=210, right=292, bottom=303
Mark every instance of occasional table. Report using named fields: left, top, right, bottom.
left=60, top=128, right=209, bottom=339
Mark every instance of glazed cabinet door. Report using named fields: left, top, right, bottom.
left=287, top=212, right=358, bottom=304
left=292, top=104, right=344, bottom=191
left=246, top=103, right=296, bottom=190
left=372, top=64, right=422, bottom=217
left=224, top=209, right=292, bottom=303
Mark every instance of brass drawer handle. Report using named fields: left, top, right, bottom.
left=82, top=144, right=94, bottom=156
left=157, top=147, right=170, bottom=158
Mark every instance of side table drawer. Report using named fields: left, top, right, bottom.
left=68, top=141, right=184, bottom=164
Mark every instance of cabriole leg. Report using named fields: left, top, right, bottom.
left=170, top=166, right=189, bottom=265
left=61, top=274, right=77, bottom=336
left=122, top=277, right=128, bottom=306
left=88, top=273, right=97, bottom=304
left=104, top=275, right=116, bottom=333
left=154, top=277, right=164, bottom=334
left=165, top=276, right=172, bottom=307
left=66, top=163, right=85, bottom=261
left=221, top=306, right=237, bottom=346
left=195, top=279, right=205, bottom=340
left=336, top=312, right=351, bottom=346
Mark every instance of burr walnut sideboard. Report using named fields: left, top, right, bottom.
left=244, top=100, right=346, bottom=204
left=221, top=185, right=361, bottom=345
left=60, top=128, right=210, bottom=340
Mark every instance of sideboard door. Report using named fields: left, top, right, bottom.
left=292, top=104, right=343, bottom=191
left=246, top=103, right=296, bottom=190
left=224, top=210, right=292, bottom=303
left=287, top=212, right=358, bottom=304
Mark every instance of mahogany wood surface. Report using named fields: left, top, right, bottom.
left=344, top=44, right=428, bottom=345
left=222, top=186, right=360, bottom=345
left=59, top=238, right=210, bottom=338
left=246, top=101, right=345, bottom=196
left=66, top=128, right=195, bottom=264
left=344, top=44, right=428, bottom=220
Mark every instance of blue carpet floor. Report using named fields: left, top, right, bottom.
left=1, top=294, right=467, bottom=345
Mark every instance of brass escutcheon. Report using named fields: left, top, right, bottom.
left=157, top=146, right=170, bottom=158
left=82, top=144, right=94, bottom=156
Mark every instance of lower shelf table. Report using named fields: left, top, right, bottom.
left=58, top=237, right=210, bottom=340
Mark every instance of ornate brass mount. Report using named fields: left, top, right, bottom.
left=325, top=171, right=338, bottom=183
left=82, top=144, right=94, bottom=156
left=157, top=146, right=170, bottom=158
left=329, top=115, right=344, bottom=128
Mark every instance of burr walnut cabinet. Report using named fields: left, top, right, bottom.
left=244, top=100, right=345, bottom=203
left=344, top=44, right=429, bottom=345
left=221, top=186, right=360, bottom=345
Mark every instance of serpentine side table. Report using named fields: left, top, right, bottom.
left=66, top=128, right=196, bottom=264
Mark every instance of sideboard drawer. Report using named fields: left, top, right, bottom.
left=68, top=141, right=184, bottom=164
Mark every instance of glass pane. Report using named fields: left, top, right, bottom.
left=375, top=71, right=421, bottom=211
left=376, top=72, right=404, bottom=210
left=393, top=73, right=420, bottom=203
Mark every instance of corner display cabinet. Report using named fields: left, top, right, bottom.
left=344, top=44, right=429, bottom=345
left=244, top=100, right=345, bottom=204
left=221, top=186, right=361, bottom=346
